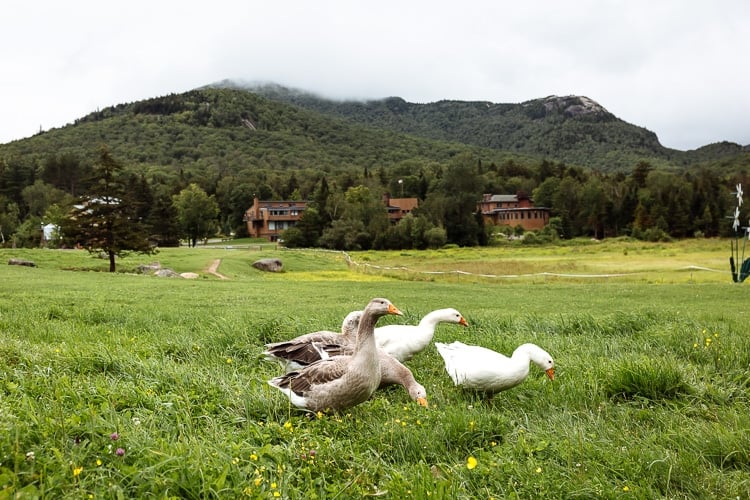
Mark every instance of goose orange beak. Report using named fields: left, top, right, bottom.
left=388, top=304, right=403, bottom=316
left=545, top=368, right=555, bottom=380
left=458, top=316, right=469, bottom=327
left=416, top=397, right=428, bottom=407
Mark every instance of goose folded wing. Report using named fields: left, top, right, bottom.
left=283, top=358, right=349, bottom=395
left=315, top=342, right=354, bottom=358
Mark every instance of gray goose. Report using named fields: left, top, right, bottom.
left=268, top=310, right=428, bottom=407
left=263, top=310, right=362, bottom=370
left=267, top=298, right=402, bottom=412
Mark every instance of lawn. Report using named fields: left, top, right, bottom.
left=1, top=239, right=749, bottom=498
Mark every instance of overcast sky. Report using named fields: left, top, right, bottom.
left=3, top=0, right=749, bottom=151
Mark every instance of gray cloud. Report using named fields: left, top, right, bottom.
left=2, top=0, right=748, bottom=151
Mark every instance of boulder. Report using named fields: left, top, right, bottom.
left=8, top=258, right=36, bottom=267
left=154, top=268, right=181, bottom=278
left=252, top=258, right=283, bottom=272
left=137, top=262, right=162, bottom=274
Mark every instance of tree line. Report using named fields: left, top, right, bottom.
left=0, top=146, right=745, bottom=265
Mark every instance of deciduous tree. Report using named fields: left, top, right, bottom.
left=173, top=183, right=219, bottom=247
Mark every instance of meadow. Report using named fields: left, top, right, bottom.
left=1, top=238, right=749, bottom=498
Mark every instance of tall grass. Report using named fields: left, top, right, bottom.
left=1, top=242, right=749, bottom=498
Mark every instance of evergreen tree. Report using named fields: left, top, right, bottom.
left=434, top=153, right=485, bottom=246
left=64, top=147, right=155, bottom=272
left=147, top=186, right=181, bottom=247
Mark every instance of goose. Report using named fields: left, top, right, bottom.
left=380, top=353, right=428, bottom=407
left=263, top=310, right=362, bottom=370
left=375, top=308, right=469, bottom=362
left=435, top=341, right=555, bottom=395
left=314, top=340, right=429, bottom=406
left=267, top=298, right=402, bottom=412
left=267, top=312, right=429, bottom=406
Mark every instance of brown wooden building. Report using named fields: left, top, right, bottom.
left=478, top=193, right=550, bottom=231
left=383, top=194, right=419, bottom=223
left=244, top=194, right=421, bottom=241
left=243, top=197, right=308, bottom=241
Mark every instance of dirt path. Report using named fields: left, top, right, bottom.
left=207, top=259, right=229, bottom=280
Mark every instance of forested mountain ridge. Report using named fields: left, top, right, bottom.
left=0, top=87, right=530, bottom=182
left=214, top=80, right=749, bottom=171
left=1, top=82, right=747, bottom=176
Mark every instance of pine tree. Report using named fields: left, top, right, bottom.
left=65, top=146, right=155, bottom=272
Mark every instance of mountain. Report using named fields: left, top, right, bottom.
left=0, top=81, right=747, bottom=176
left=211, top=80, right=748, bottom=171
left=0, top=88, right=513, bottom=177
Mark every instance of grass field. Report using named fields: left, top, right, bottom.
left=1, top=239, right=749, bottom=498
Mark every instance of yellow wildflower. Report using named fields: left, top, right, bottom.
left=623, top=485, right=630, bottom=491
left=73, top=466, right=83, bottom=477
left=254, top=477, right=262, bottom=486
left=250, top=453, right=258, bottom=461
left=467, top=456, right=477, bottom=470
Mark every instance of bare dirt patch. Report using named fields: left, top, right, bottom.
left=206, top=259, right=229, bottom=280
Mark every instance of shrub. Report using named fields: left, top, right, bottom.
left=604, top=355, right=691, bottom=401
left=424, top=227, right=447, bottom=249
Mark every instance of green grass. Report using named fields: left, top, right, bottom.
left=1, top=241, right=749, bottom=498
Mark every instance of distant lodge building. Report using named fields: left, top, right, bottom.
left=383, top=194, right=419, bottom=223
left=244, top=195, right=420, bottom=241
left=479, top=193, right=550, bottom=231
left=245, top=193, right=548, bottom=242
left=244, top=198, right=308, bottom=241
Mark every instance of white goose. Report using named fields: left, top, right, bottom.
left=435, top=341, right=555, bottom=395
left=375, top=308, right=468, bottom=362
left=267, top=298, right=402, bottom=412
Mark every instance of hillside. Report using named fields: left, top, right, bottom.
left=1, top=82, right=747, bottom=176
left=0, top=88, right=526, bottom=177
left=215, top=81, right=748, bottom=171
